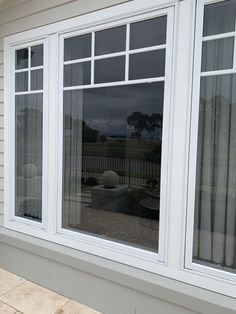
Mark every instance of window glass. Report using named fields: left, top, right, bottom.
left=95, top=26, right=126, bottom=56
left=15, top=93, right=43, bottom=222
left=64, top=62, right=91, bottom=87
left=203, top=0, right=236, bottom=37
left=130, top=16, right=167, bottom=50
left=201, top=38, right=234, bottom=72
left=64, top=34, right=91, bottom=61
left=193, top=1, right=236, bottom=272
left=31, top=44, right=43, bottom=67
left=62, top=82, right=164, bottom=252
left=94, top=56, right=125, bottom=83
left=15, top=72, right=28, bottom=92
left=31, top=69, right=43, bottom=91
left=16, top=48, right=28, bottom=70
left=129, top=50, right=166, bottom=80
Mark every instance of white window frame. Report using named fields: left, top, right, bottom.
left=186, top=0, right=236, bottom=283
left=4, top=0, right=236, bottom=298
left=4, top=38, right=49, bottom=233
left=4, top=1, right=175, bottom=274
left=56, top=7, right=174, bottom=267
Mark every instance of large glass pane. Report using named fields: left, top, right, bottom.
left=31, top=44, right=43, bottom=67
left=193, top=74, right=236, bottom=271
left=203, top=0, right=236, bottom=37
left=95, top=26, right=126, bottom=56
left=31, top=69, right=43, bottom=91
left=16, top=48, right=28, bottom=70
left=129, top=50, right=166, bottom=80
left=94, top=56, right=125, bottom=83
left=64, top=34, right=91, bottom=61
left=15, top=93, right=43, bottom=222
left=15, top=72, right=28, bottom=92
left=201, top=38, right=234, bottom=72
left=64, top=62, right=91, bottom=87
left=62, top=82, right=164, bottom=252
left=130, top=16, right=167, bottom=50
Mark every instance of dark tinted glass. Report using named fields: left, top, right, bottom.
left=15, top=93, right=43, bottom=222
left=31, top=45, right=43, bottom=67
left=31, top=69, right=43, bottom=90
left=15, top=72, right=28, bottom=92
left=64, top=34, right=91, bottom=61
left=130, top=16, right=167, bottom=50
left=64, top=62, right=91, bottom=87
left=129, top=50, right=165, bottom=80
left=95, top=26, right=126, bottom=56
left=203, top=0, right=236, bottom=36
left=16, top=48, right=28, bottom=70
left=201, top=38, right=234, bottom=72
left=193, top=74, right=236, bottom=270
left=94, top=57, right=125, bottom=83
left=62, top=82, right=164, bottom=252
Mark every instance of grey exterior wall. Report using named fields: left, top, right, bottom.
left=0, top=1, right=236, bottom=313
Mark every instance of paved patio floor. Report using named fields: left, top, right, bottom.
left=0, top=268, right=102, bottom=314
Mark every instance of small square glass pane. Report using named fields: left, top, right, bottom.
left=130, top=16, right=167, bottom=50
left=201, top=38, right=234, bottom=72
left=64, top=62, right=91, bottom=87
left=64, top=34, right=91, bottom=61
left=15, top=72, right=28, bottom=92
left=94, top=57, right=125, bottom=84
left=95, top=26, right=126, bottom=56
left=129, top=50, right=166, bottom=80
left=31, top=69, right=43, bottom=90
left=16, top=48, right=28, bottom=70
left=31, top=45, right=43, bottom=67
left=203, top=0, right=236, bottom=37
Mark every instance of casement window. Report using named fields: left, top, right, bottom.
left=186, top=0, right=236, bottom=281
left=58, top=13, right=173, bottom=261
left=9, top=40, right=48, bottom=228
left=4, top=0, right=236, bottom=296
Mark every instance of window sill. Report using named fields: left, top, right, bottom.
left=0, top=227, right=236, bottom=314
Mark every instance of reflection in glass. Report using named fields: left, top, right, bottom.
left=62, top=83, right=164, bottom=252
left=16, top=48, right=28, bottom=70
left=64, top=34, right=91, bottom=61
left=95, top=26, right=126, bottom=56
left=31, top=69, right=43, bottom=91
left=31, top=45, right=43, bottom=67
left=193, top=74, right=236, bottom=271
left=130, top=16, right=167, bottom=50
left=64, top=62, right=91, bottom=87
left=201, top=38, right=234, bottom=72
left=94, top=56, right=125, bottom=84
left=15, top=72, right=28, bottom=92
left=15, top=93, right=43, bottom=222
left=129, top=50, right=166, bottom=80
left=203, top=0, right=236, bottom=37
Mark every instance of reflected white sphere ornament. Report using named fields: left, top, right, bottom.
left=22, top=163, right=38, bottom=178
left=101, top=170, right=119, bottom=188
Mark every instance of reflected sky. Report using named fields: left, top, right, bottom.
left=64, top=82, right=164, bottom=138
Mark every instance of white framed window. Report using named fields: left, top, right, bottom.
left=186, top=0, right=236, bottom=282
left=4, top=39, right=49, bottom=232
left=4, top=0, right=236, bottom=297
left=4, top=3, right=174, bottom=272
left=56, top=9, right=174, bottom=265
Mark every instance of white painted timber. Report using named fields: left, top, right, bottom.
left=0, top=0, right=131, bottom=36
